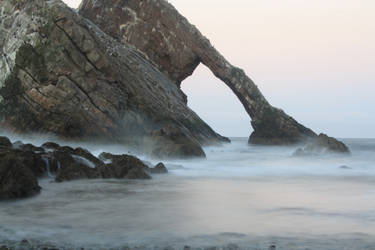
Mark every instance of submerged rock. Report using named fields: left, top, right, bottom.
left=151, top=163, right=168, bottom=174
left=0, top=155, right=41, bottom=200
left=340, top=165, right=351, bottom=169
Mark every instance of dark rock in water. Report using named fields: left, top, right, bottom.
left=51, top=146, right=103, bottom=171
left=0, top=0, right=228, bottom=158
left=42, top=142, right=61, bottom=150
left=268, top=245, right=276, bottom=250
left=97, top=154, right=151, bottom=179
left=52, top=149, right=76, bottom=170
left=54, top=151, right=151, bottom=182
left=20, top=143, right=45, bottom=152
left=0, top=148, right=46, bottom=177
left=293, top=133, right=350, bottom=156
left=125, top=167, right=152, bottom=180
left=98, top=152, right=115, bottom=162
left=0, top=136, right=12, bottom=147
left=151, top=163, right=168, bottom=174
left=12, top=141, right=24, bottom=149
left=73, top=147, right=103, bottom=167
left=59, top=146, right=75, bottom=154
left=79, top=0, right=317, bottom=146
left=340, top=165, right=351, bottom=169
left=55, top=163, right=100, bottom=182
left=0, top=155, right=41, bottom=199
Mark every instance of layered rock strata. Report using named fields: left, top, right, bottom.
left=0, top=0, right=227, bottom=158
left=79, top=0, right=317, bottom=145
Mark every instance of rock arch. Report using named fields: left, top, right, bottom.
left=79, top=0, right=317, bottom=144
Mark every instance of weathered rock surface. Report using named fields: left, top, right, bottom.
left=79, top=0, right=317, bottom=145
left=293, top=133, right=350, bottom=156
left=0, top=0, right=349, bottom=154
left=0, top=0, right=228, bottom=158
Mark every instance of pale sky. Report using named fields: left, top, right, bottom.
left=63, top=0, right=375, bottom=138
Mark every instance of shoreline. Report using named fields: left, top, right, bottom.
left=1, top=233, right=375, bottom=250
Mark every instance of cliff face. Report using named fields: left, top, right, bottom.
left=79, top=0, right=317, bottom=145
left=0, top=0, right=228, bottom=157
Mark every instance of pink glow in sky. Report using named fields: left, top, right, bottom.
left=63, top=0, right=375, bottom=137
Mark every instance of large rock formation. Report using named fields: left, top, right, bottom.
left=0, top=0, right=227, bottom=158
left=79, top=0, right=317, bottom=145
left=0, top=0, right=347, bottom=157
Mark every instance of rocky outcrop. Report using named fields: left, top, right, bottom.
left=0, top=0, right=228, bottom=158
left=293, top=133, right=350, bottom=156
left=79, top=0, right=317, bottom=145
left=0, top=136, right=168, bottom=198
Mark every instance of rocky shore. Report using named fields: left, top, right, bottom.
left=0, top=136, right=167, bottom=200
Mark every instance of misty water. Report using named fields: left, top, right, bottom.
left=1, top=136, right=375, bottom=249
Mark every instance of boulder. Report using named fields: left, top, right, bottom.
left=0, top=155, right=41, bottom=199
left=0, top=148, right=46, bottom=177
left=55, top=163, right=100, bottom=183
left=96, top=154, right=151, bottom=179
left=151, top=163, right=168, bottom=174
left=0, top=136, right=12, bottom=147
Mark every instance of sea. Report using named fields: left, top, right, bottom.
left=1, top=135, right=375, bottom=249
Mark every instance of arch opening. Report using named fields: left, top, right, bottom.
left=181, top=64, right=251, bottom=138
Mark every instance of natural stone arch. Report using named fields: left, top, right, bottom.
left=79, top=0, right=317, bottom=144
